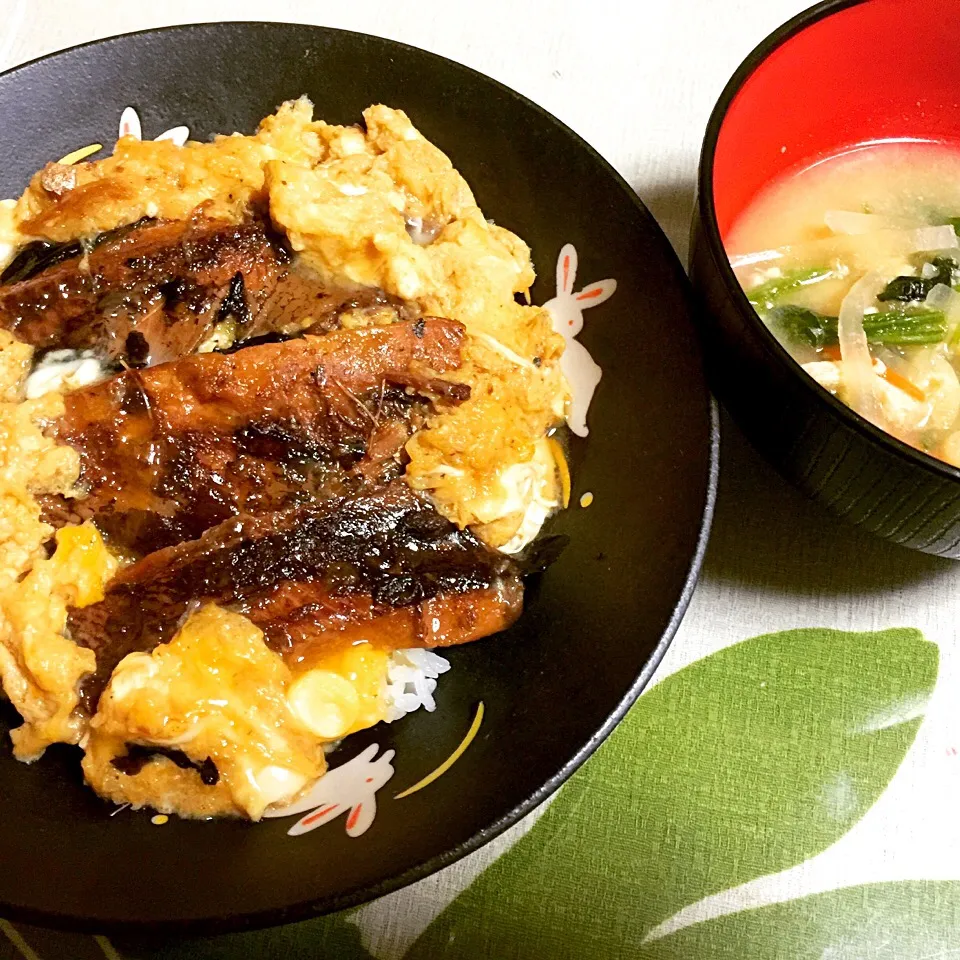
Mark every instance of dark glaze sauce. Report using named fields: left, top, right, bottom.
left=1, top=213, right=428, bottom=374
left=0, top=215, right=290, bottom=366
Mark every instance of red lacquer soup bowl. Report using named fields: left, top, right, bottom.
left=691, top=0, right=960, bottom=557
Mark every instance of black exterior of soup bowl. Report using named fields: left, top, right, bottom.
left=691, top=0, right=960, bottom=558
left=0, top=23, right=717, bottom=933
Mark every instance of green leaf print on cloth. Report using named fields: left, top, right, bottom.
left=407, top=628, right=938, bottom=959
left=639, top=880, right=960, bottom=960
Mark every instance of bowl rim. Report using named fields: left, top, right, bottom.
left=0, top=20, right=720, bottom=935
left=696, top=0, right=960, bottom=490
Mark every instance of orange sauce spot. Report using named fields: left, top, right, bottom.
left=547, top=436, right=571, bottom=508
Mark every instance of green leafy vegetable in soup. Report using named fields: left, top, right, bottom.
left=877, top=257, right=957, bottom=302
left=768, top=304, right=949, bottom=349
left=728, top=142, right=960, bottom=467
left=746, top=267, right=834, bottom=311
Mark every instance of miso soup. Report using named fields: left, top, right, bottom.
left=729, top=143, right=960, bottom=466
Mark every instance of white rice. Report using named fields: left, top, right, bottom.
left=382, top=648, right=451, bottom=722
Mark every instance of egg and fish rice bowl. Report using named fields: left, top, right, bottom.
left=0, top=100, right=570, bottom=818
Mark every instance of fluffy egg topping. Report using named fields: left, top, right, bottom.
left=82, top=605, right=395, bottom=818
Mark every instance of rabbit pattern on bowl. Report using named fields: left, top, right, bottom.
left=544, top=243, right=616, bottom=438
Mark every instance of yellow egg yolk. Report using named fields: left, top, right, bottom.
left=287, top=642, right=389, bottom=741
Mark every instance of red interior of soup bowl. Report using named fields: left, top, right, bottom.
left=714, top=0, right=960, bottom=239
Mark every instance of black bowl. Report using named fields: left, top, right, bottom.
left=692, top=0, right=960, bottom=557
left=0, top=23, right=716, bottom=933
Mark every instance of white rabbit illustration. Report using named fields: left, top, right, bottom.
left=543, top=243, right=616, bottom=437
left=264, top=743, right=396, bottom=838
left=119, top=106, right=189, bottom=147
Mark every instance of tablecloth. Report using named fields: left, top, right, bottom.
left=3, top=1, right=960, bottom=957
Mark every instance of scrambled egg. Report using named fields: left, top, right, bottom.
left=14, top=99, right=322, bottom=241
left=2, top=524, right=115, bottom=759
left=0, top=200, right=18, bottom=269
left=84, top=606, right=325, bottom=818
left=84, top=605, right=390, bottom=818
left=0, top=331, right=116, bottom=760
left=804, top=353, right=960, bottom=439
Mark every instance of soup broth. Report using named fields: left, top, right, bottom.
left=729, top=142, right=960, bottom=466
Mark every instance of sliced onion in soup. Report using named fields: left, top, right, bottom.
left=838, top=271, right=888, bottom=428
left=907, top=224, right=959, bottom=253
left=925, top=283, right=960, bottom=355
left=732, top=226, right=957, bottom=283
left=925, top=281, right=959, bottom=313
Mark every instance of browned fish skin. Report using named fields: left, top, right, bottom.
left=40, top=318, right=468, bottom=554
left=0, top=216, right=289, bottom=364
left=252, top=265, right=420, bottom=338
left=242, top=580, right=524, bottom=667
left=67, top=480, right=523, bottom=711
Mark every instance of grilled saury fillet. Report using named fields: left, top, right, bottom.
left=68, top=480, right=524, bottom=711
left=0, top=216, right=289, bottom=365
left=41, top=317, right=469, bottom=553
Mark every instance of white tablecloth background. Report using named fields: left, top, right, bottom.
left=4, top=2, right=960, bottom=955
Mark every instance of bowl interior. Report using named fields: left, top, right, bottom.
left=0, top=23, right=715, bottom=932
left=713, top=0, right=960, bottom=237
